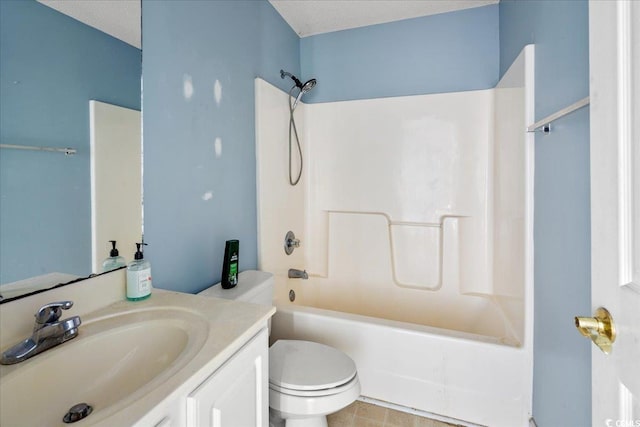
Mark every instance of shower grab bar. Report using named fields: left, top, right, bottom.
left=526, top=96, right=590, bottom=135
left=321, top=210, right=467, bottom=291
left=0, top=144, right=77, bottom=156
left=328, top=210, right=442, bottom=228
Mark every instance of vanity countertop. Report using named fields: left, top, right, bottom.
left=0, top=283, right=275, bottom=427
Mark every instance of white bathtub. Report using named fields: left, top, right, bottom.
left=270, top=277, right=532, bottom=427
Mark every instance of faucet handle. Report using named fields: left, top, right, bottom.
left=284, top=231, right=301, bottom=255
left=34, top=301, right=73, bottom=326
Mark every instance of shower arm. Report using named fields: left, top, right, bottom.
left=280, top=70, right=303, bottom=89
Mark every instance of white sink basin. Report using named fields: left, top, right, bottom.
left=0, top=306, right=209, bottom=427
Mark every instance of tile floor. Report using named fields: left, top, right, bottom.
left=327, top=400, right=464, bottom=427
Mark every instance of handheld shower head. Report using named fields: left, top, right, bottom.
left=281, top=70, right=317, bottom=109
left=300, top=78, right=316, bottom=93
left=293, top=81, right=317, bottom=108
left=280, top=70, right=316, bottom=187
left=281, top=70, right=316, bottom=94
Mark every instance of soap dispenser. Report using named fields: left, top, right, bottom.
left=102, top=240, right=126, bottom=272
left=126, top=243, right=152, bottom=301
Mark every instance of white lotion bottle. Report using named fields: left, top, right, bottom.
left=126, top=243, right=152, bottom=301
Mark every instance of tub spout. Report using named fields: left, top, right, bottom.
left=288, top=269, right=308, bottom=279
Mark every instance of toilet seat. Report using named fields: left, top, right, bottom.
left=269, top=340, right=361, bottom=425
left=269, top=340, right=357, bottom=392
left=269, top=373, right=359, bottom=397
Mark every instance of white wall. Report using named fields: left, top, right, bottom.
left=90, top=101, right=142, bottom=272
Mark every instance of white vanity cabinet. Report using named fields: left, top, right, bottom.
left=143, top=327, right=269, bottom=427
left=186, top=328, right=268, bottom=427
left=151, top=404, right=182, bottom=427
left=0, top=279, right=274, bottom=427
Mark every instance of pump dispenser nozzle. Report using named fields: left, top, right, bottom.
left=102, top=240, right=126, bottom=272
left=134, top=242, right=147, bottom=260
left=109, top=240, right=119, bottom=257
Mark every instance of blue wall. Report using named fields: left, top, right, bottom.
left=0, top=0, right=141, bottom=284
left=142, top=0, right=300, bottom=292
left=143, top=3, right=591, bottom=423
left=500, top=1, right=591, bottom=426
left=300, top=5, right=499, bottom=103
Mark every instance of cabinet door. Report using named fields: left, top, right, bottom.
left=151, top=401, right=183, bottom=427
left=153, top=416, right=175, bottom=427
left=133, top=393, right=184, bottom=427
left=186, top=329, right=268, bottom=427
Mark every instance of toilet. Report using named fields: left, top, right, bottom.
left=198, top=270, right=360, bottom=427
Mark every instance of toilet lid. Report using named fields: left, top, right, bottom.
left=269, top=340, right=357, bottom=391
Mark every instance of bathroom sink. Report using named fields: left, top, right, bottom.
left=0, top=306, right=209, bottom=427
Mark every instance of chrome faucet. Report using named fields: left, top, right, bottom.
left=1, top=301, right=81, bottom=365
left=288, top=269, right=308, bottom=279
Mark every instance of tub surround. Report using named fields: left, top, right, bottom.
left=256, top=44, right=534, bottom=427
left=255, top=64, right=531, bottom=342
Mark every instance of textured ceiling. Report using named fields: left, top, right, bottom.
left=37, top=0, right=141, bottom=49
left=269, top=0, right=499, bottom=37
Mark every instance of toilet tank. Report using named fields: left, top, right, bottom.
left=198, top=270, right=274, bottom=306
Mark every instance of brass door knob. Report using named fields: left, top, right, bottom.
left=574, top=307, right=616, bottom=354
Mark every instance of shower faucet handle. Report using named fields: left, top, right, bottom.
left=284, top=231, right=300, bottom=255
left=288, top=237, right=300, bottom=247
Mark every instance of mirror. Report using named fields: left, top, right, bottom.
left=0, top=0, right=142, bottom=302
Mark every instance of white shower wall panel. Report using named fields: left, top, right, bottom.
left=255, top=80, right=307, bottom=277
left=492, top=86, right=526, bottom=298
left=306, top=91, right=493, bottom=221
left=255, top=76, right=531, bottom=334
left=304, top=90, right=494, bottom=293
